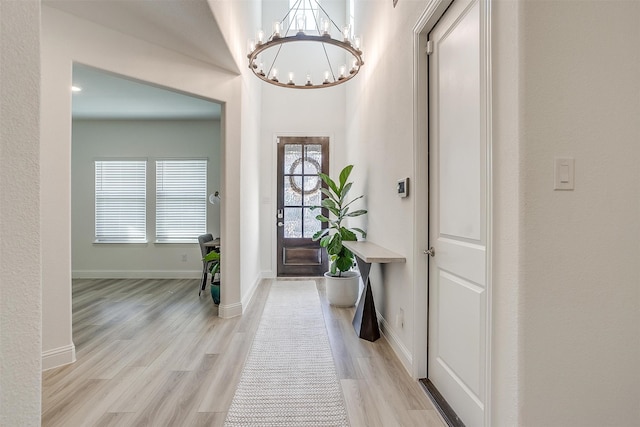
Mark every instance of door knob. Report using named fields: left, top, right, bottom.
left=424, top=247, right=435, bottom=257
left=277, top=222, right=284, bottom=227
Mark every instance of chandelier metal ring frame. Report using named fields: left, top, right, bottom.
left=247, top=0, right=364, bottom=89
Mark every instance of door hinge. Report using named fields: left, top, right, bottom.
left=426, top=40, right=434, bottom=55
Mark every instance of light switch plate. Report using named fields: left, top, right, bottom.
left=554, top=158, right=575, bottom=190
left=397, top=178, right=409, bottom=197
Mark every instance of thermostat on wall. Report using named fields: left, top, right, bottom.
left=397, top=178, right=409, bottom=198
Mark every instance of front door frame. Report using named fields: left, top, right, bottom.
left=276, top=136, right=330, bottom=276
left=412, top=0, right=493, bottom=425
left=270, top=133, right=335, bottom=277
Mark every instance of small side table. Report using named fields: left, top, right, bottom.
left=342, top=241, right=406, bottom=342
left=203, top=238, right=221, bottom=250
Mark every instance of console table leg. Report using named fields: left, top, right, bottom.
left=354, top=256, right=372, bottom=284
left=352, top=277, right=380, bottom=342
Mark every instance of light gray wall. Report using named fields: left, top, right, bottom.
left=71, top=119, right=221, bottom=278
left=206, top=0, right=264, bottom=315
left=520, top=1, right=640, bottom=425
left=345, top=0, right=429, bottom=373
left=0, top=0, right=42, bottom=424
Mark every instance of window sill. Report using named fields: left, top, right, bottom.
left=93, top=240, right=149, bottom=244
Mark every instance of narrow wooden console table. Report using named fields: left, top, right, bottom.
left=342, top=241, right=406, bottom=342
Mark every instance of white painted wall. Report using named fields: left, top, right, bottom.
left=71, top=119, right=221, bottom=278
left=345, top=0, right=429, bottom=372
left=519, top=1, right=640, bottom=425
left=41, top=2, right=262, bottom=368
left=207, top=0, right=264, bottom=312
left=259, top=0, right=348, bottom=277
left=489, top=1, right=522, bottom=424
left=0, top=0, right=42, bottom=424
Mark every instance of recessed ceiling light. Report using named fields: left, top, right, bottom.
left=71, top=86, right=82, bottom=92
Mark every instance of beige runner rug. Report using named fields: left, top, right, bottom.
left=224, top=280, right=349, bottom=427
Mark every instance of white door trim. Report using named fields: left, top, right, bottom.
left=412, top=0, right=493, bottom=425
left=269, top=132, right=335, bottom=278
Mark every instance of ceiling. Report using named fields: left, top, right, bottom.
left=45, top=0, right=232, bottom=120
left=44, top=0, right=238, bottom=73
left=72, top=64, right=221, bottom=120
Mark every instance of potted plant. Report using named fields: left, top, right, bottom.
left=203, top=250, right=221, bottom=304
left=311, top=164, right=367, bottom=307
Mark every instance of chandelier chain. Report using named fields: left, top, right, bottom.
left=313, top=0, right=344, bottom=34
left=265, top=43, right=284, bottom=81
left=321, top=44, right=336, bottom=82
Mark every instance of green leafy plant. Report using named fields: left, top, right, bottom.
left=203, top=250, right=220, bottom=276
left=203, top=250, right=221, bottom=304
left=311, top=164, right=367, bottom=276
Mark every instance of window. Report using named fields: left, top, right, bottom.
left=289, top=0, right=319, bottom=32
left=95, top=160, right=147, bottom=243
left=348, top=0, right=355, bottom=35
left=94, top=158, right=208, bottom=244
left=155, top=159, right=207, bottom=242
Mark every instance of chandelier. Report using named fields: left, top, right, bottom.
left=247, top=0, right=364, bottom=89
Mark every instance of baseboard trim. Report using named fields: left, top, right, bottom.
left=42, top=343, right=76, bottom=371
left=72, top=270, right=201, bottom=279
left=419, top=379, right=466, bottom=427
left=261, top=270, right=276, bottom=279
left=241, top=275, right=262, bottom=313
left=379, top=314, right=413, bottom=375
left=219, top=302, right=243, bottom=318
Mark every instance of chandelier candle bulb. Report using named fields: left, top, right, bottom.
left=273, top=21, right=281, bottom=38
left=296, top=15, right=306, bottom=33
left=354, top=36, right=362, bottom=50
left=321, top=18, right=330, bottom=36
left=271, top=68, right=279, bottom=82
left=247, top=39, right=255, bottom=55
left=288, top=72, right=295, bottom=85
left=257, top=29, right=265, bottom=44
left=323, top=71, right=330, bottom=84
left=305, top=74, right=312, bottom=86
left=342, top=25, right=351, bottom=42
left=339, top=65, right=346, bottom=79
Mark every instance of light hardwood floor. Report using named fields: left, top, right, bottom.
left=42, top=278, right=444, bottom=427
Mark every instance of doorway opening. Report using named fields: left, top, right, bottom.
left=276, top=136, right=329, bottom=277
left=70, top=63, right=223, bottom=347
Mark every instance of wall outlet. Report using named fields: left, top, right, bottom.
left=181, top=254, right=187, bottom=262
left=396, top=308, right=404, bottom=328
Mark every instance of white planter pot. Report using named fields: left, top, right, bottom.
left=324, top=270, right=360, bottom=307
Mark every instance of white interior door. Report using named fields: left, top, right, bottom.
left=428, top=0, right=487, bottom=426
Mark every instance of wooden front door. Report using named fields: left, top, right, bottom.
left=276, top=137, right=329, bottom=276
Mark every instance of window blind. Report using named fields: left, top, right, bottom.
left=156, top=159, right=207, bottom=242
left=95, top=160, right=147, bottom=243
